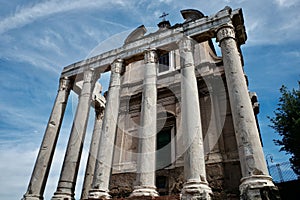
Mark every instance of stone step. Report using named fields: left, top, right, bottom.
left=113, top=195, right=180, bottom=200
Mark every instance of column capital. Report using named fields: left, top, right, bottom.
left=59, top=77, right=72, bottom=91
left=177, top=37, right=194, bottom=53
left=111, top=58, right=123, bottom=74
left=178, top=37, right=195, bottom=69
left=144, top=48, right=158, bottom=64
left=216, top=24, right=235, bottom=43
left=83, top=67, right=100, bottom=82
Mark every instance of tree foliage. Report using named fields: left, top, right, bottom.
left=269, top=81, right=300, bottom=176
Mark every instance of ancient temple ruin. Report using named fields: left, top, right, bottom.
left=22, top=7, right=280, bottom=200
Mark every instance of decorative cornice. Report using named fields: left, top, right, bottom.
left=60, top=8, right=246, bottom=78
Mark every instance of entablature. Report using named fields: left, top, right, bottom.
left=60, top=7, right=246, bottom=80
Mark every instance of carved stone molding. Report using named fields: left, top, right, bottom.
left=111, top=58, right=123, bottom=74
left=216, top=24, right=235, bottom=43
left=144, top=48, right=158, bottom=64
left=59, top=77, right=72, bottom=91
left=177, top=37, right=194, bottom=53
left=178, top=37, right=195, bottom=69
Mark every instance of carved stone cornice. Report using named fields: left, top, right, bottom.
left=61, top=8, right=246, bottom=78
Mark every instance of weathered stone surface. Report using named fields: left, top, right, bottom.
left=217, top=24, right=279, bottom=199
left=130, top=49, right=159, bottom=197
left=81, top=91, right=105, bottom=200
left=52, top=68, right=99, bottom=200
left=23, top=7, right=280, bottom=200
left=178, top=37, right=212, bottom=200
left=23, top=77, right=72, bottom=200
left=89, top=59, right=123, bottom=199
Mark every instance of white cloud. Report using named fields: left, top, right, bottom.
left=0, top=146, right=38, bottom=200
left=1, top=1, right=300, bottom=199
left=275, top=0, right=298, bottom=7
left=0, top=0, right=123, bottom=34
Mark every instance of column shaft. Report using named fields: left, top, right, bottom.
left=178, top=38, right=212, bottom=200
left=130, top=49, right=159, bottom=197
left=205, top=76, right=225, bottom=162
left=88, top=59, right=123, bottom=199
left=52, top=68, right=98, bottom=200
left=81, top=104, right=104, bottom=200
left=216, top=25, right=276, bottom=197
left=22, top=77, right=72, bottom=200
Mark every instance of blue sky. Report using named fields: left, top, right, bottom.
left=0, top=0, right=299, bottom=200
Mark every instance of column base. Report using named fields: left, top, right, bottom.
left=180, top=180, right=212, bottom=200
left=130, top=186, right=159, bottom=197
left=205, top=152, right=223, bottom=164
left=22, top=194, right=43, bottom=200
left=88, top=189, right=111, bottom=200
left=239, top=175, right=280, bottom=200
left=51, top=191, right=74, bottom=200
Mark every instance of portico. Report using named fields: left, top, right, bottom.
left=23, top=7, right=279, bottom=200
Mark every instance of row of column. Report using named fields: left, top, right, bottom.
left=22, top=24, right=275, bottom=200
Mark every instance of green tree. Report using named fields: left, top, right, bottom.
left=269, top=82, right=300, bottom=177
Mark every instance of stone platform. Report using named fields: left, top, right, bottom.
left=113, top=195, right=180, bottom=200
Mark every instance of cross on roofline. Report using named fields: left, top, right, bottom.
left=159, top=12, right=169, bottom=21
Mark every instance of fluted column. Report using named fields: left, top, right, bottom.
left=81, top=99, right=105, bottom=200
left=88, top=59, right=123, bottom=199
left=130, top=48, right=159, bottom=197
left=52, top=68, right=99, bottom=200
left=22, top=77, right=72, bottom=200
left=178, top=37, right=212, bottom=200
left=216, top=25, right=277, bottom=198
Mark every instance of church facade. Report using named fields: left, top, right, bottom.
left=22, top=7, right=279, bottom=200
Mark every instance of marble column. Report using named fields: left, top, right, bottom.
left=52, top=68, right=99, bottom=200
left=130, top=48, right=159, bottom=197
left=204, top=75, right=225, bottom=162
left=178, top=37, right=212, bottom=200
left=81, top=100, right=105, bottom=200
left=216, top=25, right=277, bottom=198
left=22, top=77, right=72, bottom=200
left=88, top=59, right=123, bottom=199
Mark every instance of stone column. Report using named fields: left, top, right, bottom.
left=204, top=75, right=225, bottom=162
left=88, top=59, right=123, bottom=199
left=81, top=101, right=105, bottom=200
left=178, top=37, right=212, bottom=200
left=52, top=68, right=99, bottom=200
left=22, top=77, right=72, bottom=200
left=216, top=25, right=277, bottom=198
left=130, top=48, right=159, bottom=197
